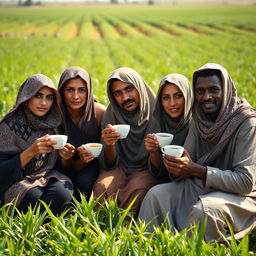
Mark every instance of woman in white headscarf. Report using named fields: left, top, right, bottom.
left=144, top=73, right=192, bottom=179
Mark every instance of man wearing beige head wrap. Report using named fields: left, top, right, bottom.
left=93, top=67, right=159, bottom=216
left=138, top=63, right=256, bottom=242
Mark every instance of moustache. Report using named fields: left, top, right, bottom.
left=200, top=99, right=216, bottom=105
left=121, top=98, right=135, bottom=106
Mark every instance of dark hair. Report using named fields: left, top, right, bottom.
left=194, top=69, right=222, bottom=84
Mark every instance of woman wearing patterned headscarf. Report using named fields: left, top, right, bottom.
left=58, top=66, right=105, bottom=200
left=0, top=74, right=73, bottom=214
left=144, top=73, right=193, bottom=178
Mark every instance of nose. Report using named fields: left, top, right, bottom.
left=169, top=96, right=176, bottom=106
left=73, top=90, right=79, bottom=99
left=41, top=97, right=47, bottom=105
left=121, top=92, right=130, bottom=102
left=202, top=90, right=212, bottom=101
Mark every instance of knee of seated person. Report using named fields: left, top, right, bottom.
left=56, top=181, right=74, bottom=202
left=189, top=200, right=206, bottom=225
left=145, top=183, right=170, bottom=200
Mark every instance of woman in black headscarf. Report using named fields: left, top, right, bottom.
left=58, top=66, right=105, bottom=200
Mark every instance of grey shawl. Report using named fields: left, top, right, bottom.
left=154, top=73, right=193, bottom=145
left=0, top=74, right=69, bottom=205
left=191, top=63, right=256, bottom=165
left=101, top=67, right=156, bottom=171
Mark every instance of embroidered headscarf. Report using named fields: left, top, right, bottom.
left=154, top=73, right=193, bottom=145
left=192, top=63, right=256, bottom=165
left=58, top=66, right=99, bottom=148
left=101, top=67, right=156, bottom=170
left=0, top=74, right=62, bottom=174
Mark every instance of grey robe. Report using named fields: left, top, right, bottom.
left=138, top=63, right=256, bottom=242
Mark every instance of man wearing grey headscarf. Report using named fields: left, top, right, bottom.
left=93, top=67, right=159, bottom=216
left=138, top=63, right=256, bottom=242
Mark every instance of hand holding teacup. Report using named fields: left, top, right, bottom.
left=144, top=134, right=159, bottom=152
left=162, top=147, right=193, bottom=176
left=77, top=146, right=94, bottom=164
left=29, top=134, right=57, bottom=157
left=101, top=124, right=120, bottom=146
left=59, top=143, right=75, bottom=160
left=78, top=143, right=103, bottom=163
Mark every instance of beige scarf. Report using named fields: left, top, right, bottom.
left=101, top=67, right=156, bottom=171
left=154, top=73, right=193, bottom=146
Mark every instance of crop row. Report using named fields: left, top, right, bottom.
left=0, top=19, right=255, bottom=39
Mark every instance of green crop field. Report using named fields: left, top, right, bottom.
left=0, top=5, right=256, bottom=255
left=0, top=5, right=256, bottom=117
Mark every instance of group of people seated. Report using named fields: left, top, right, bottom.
left=0, top=63, right=255, bottom=242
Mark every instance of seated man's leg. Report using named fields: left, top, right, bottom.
left=188, top=191, right=256, bottom=242
left=92, top=166, right=127, bottom=200
left=118, top=169, right=160, bottom=217
left=138, top=177, right=211, bottom=232
left=40, top=178, right=74, bottom=215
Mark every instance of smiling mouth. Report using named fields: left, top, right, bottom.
left=169, top=108, right=179, bottom=113
left=37, top=108, right=47, bottom=112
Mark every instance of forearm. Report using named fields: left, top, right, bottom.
left=149, top=152, right=161, bottom=172
left=104, top=145, right=117, bottom=168
left=20, top=148, right=34, bottom=168
left=190, top=163, right=207, bottom=180
left=73, top=158, right=87, bottom=172
left=61, top=158, right=74, bottom=172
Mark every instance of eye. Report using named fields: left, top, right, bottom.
left=66, top=88, right=73, bottom=93
left=196, top=88, right=204, bottom=95
left=34, top=93, right=42, bottom=99
left=78, top=87, right=86, bottom=93
left=174, top=93, right=184, bottom=99
left=161, top=95, right=169, bottom=101
left=125, top=84, right=135, bottom=92
left=46, top=95, right=54, bottom=101
left=113, top=91, right=120, bottom=97
left=210, top=87, right=221, bottom=94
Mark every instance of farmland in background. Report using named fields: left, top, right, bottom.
left=0, top=5, right=256, bottom=254
left=0, top=5, right=255, bottom=116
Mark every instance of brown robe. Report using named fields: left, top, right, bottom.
left=93, top=67, right=159, bottom=215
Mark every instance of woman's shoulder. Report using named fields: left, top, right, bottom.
left=94, top=102, right=106, bottom=127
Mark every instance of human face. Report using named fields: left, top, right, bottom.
left=111, top=80, right=140, bottom=111
left=195, top=75, right=222, bottom=121
left=63, top=77, right=87, bottom=111
left=161, top=83, right=185, bottom=119
left=28, top=86, right=55, bottom=117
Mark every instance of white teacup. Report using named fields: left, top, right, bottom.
left=49, top=135, right=68, bottom=149
left=161, top=145, right=184, bottom=157
left=154, top=132, right=174, bottom=147
left=83, top=143, right=103, bottom=157
left=113, top=124, right=130, bottom=139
